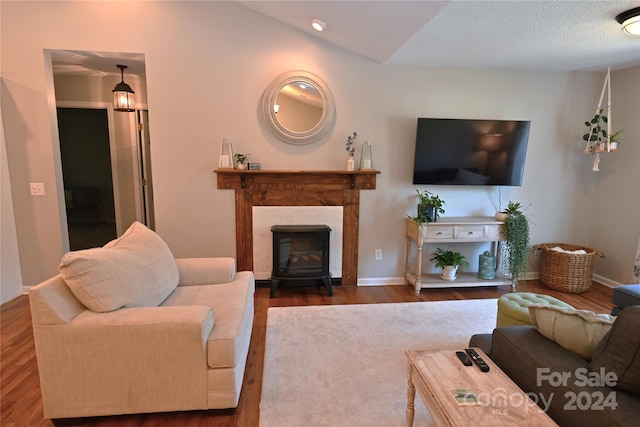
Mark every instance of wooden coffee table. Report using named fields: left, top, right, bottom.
left=405, top=349, right=558, bottom=426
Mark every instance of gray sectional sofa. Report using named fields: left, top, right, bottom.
left=470, top=306, right=640, bottom=427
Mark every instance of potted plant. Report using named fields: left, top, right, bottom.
left=583, top=109, right=624, bottom=152
left=416, top=189, right=445, bottom=223
left=502, top=201, right=530, bottom=290
left=608, top=129, right=624, bottom=151
left=495, top=201, right=523, bottom=221
left=345, top=131, right=357, bottom=171
left=430, top=248, right=469, bottom=281
left=234, top=153, right=249, bottom=169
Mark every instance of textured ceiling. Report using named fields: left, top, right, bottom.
left=238, top=0, right=640, bottom=71
left=51, top=1, right=640, bottom=77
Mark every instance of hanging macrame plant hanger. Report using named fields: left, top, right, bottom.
left=584, top=67, right=612, bottom=172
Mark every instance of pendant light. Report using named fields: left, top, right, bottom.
left=112, top=64, right=135, bottom=112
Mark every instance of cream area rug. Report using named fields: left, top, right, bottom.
left=260, top=298, right=498, bottom=427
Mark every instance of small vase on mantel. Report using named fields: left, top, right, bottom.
left=347, top=157, right=355, bottom=171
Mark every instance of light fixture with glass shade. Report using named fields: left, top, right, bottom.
left=311, top=18, right=327, bottom=32
left=616, top=7, right=640, bottom=36
left=112, top=65, right=135, bottom=112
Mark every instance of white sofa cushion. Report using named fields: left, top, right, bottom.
left=59, top=222, right=179, bottom=312
left=163, top=271, right=255, bottom=369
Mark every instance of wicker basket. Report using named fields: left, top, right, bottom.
left=533, top=243, right=604, bottom=293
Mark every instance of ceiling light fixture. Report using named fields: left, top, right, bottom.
left=616, top=7, right=640, bottom=36
left=311, top=18, right=327, bottom=32
left=112, top=64, right=135, bottom=112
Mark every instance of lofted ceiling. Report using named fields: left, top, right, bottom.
left=237, top=0, right=640, bottom=71
left=50, top=1, right=640, bottom=78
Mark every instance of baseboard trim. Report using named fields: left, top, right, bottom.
left=21, top=273, right=621, bottom=294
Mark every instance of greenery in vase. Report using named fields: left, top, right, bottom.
left=430, top=248, right=469, bottom=269
left=345, top=131, right=357, bottom=157
left=234, top=153, right=248, bottom=165
left=503, top=202, right=530, bottom=289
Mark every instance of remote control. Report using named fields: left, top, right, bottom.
left=465, top=348, right=490, bottom=372
left=456, top=351, right=472, bottom=366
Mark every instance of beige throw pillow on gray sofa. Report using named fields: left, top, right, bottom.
left=59, top=221, right=179, bottom=312
left=528, top=304, right=615, bottom=360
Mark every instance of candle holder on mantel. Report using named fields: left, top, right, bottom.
left=218, top=138, right=235, bottom=169
left=359, top=140, right=374, bottom=170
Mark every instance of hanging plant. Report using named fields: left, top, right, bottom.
left=503, top=202, right=530, bottom=291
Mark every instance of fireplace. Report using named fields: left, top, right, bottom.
left=214, top=169, right=379, bottom=286
left=270, top=225, right=332, bottom=298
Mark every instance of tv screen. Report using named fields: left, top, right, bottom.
left=412, top=118, right=530, bottom=186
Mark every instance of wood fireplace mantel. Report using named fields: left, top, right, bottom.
left=215, top=169, right=380, bottom=285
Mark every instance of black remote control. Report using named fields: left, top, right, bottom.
left=456, top=351, right=472, bottom=366
left=465, top=348, right=490, bottom=372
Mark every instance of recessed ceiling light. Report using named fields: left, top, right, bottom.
left=616, top=7, right=640, bottom=36
left=311, top=18, right=327, bottom=32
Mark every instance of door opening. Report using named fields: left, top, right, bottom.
left=57, top=107, right=117, bottom=249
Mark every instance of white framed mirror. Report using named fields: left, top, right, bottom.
left=262, top=71, right=336, bottom=145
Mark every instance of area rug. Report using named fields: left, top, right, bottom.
left=259, top=298, right=498, bottom=427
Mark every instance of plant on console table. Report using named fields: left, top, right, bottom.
left=502, top=201, right=530, bottom=291
left=415, top=189, right=445, bottom=223
left=430, top=248, right=469, bottom=281
left=345, top=131, right=357, bottom=171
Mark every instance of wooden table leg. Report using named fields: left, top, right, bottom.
left=414, top=243, right=423, bottom=296
left=406, top=363, right=416, bottom=427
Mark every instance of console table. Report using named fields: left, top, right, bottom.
left=404, top=217, right=508, bottom=296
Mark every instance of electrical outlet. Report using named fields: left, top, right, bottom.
left=30, top=182, right=45, bottom=196
left=375, top=249, right=382, bottom=260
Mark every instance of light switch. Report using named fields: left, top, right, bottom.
left=30, top=182, right=45, bottom=196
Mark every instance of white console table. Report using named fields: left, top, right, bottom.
left=404, top=216, right=509, bottom=296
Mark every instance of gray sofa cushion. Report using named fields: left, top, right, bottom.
left=612, top=284, right=640, bottom=309
left=589, top=306, right=640, bottom=395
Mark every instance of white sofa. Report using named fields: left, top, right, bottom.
left=28, top=222, right=255, bottom=421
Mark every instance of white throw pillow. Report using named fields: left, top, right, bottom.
left=59, top=222, right=179, bottom=312
left=528, top=304, right=615, bottom=360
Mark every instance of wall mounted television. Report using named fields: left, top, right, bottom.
left=412, top=118, right=531, bottom=186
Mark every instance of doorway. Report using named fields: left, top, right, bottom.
left=49, top=49, right=153, bottom=250
left=57, top=107, right=117, bottom=250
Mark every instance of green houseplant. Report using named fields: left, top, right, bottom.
left=583, top=109, right=624, bottom=152
left=415, top=189, right=445, bottom=223
left=430, top=248, right=469, bottom=281
left=234, top=153, right=249, bottom=169
left=502, top=201, right=530, bottom=290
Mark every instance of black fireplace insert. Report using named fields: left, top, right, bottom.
left=270, top=225, right=332, bottom=298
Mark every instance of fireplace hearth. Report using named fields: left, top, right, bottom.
left=270, top=225, right=331, bottom=298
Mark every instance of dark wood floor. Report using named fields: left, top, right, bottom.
left=1, top=280, right=613, bottom=427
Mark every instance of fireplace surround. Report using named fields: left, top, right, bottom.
left=215, top=169, right=379, bottom=285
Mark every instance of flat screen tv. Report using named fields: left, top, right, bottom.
left=412, top=118, right=531, bottom=186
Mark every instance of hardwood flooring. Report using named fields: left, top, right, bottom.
left=1, top=280, right=613, bottom=427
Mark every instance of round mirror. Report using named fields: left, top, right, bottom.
left=262, top=71, right=336, bottom=145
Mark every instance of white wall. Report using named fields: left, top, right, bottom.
left=0, top=87, right=23, bottom=304
left=1, top=1, right=638, bottom=297
left=589, top=66, right=640, bottom=284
